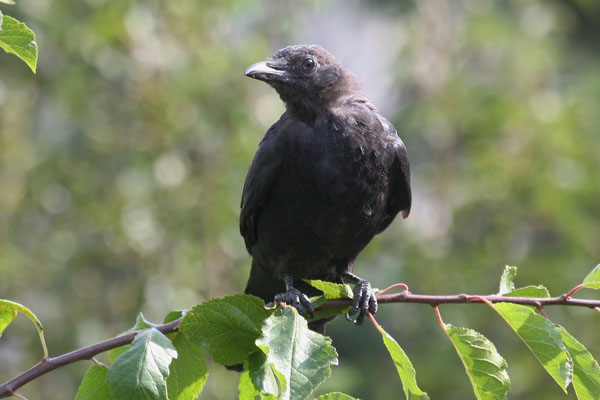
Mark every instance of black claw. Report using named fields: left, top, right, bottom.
left=274, top=287, right=314, bottom=318
left=369, top=294, right=378, bottom=314
left=346, top=279, right=377, bottom=325
left=355, top=311, right=366, bottom=326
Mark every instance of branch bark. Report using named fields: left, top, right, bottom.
left=0, top=317, right=181, bottom=399
left=1, top=288, right=599, bottom=398
left=325, top=291, right=600, bottom=309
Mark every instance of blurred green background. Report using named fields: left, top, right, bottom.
left=1, top=0, right=599, bottom=398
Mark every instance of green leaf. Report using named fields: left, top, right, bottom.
left=239, top=351, right=279, bottom=400
left=307, top=296, right=351, bottom=323
left=0, top=300, right=18, bottom=337
left=0, top=299, right=47, bottom=357
left=372, top=320, right=429, bottom=399
left=582, top=264, right=600, bottom=290
left=179, top=294, right=272, bottom=366
left=445, top=324, right=510, bottom=400
left=498, top=266, right=517, bottom=294
left=314, top=393, right=360, bottom=400
left=0, top=16, right=37, bottom=73
left=256, top=306, right=338, bottom=400
left=108, top=313, right=157, bottom=363
left=0, top=299, right=43, bottom=336
left=498, top=266, right=550, bottom=298
left=105, top=328, right=177, bottom=400
left=167, top=332, right=208, bottom=400
left=247, top=351, right=278, bottom=396
left=163, top=310, right=184, bottom=324
left=306, top=280, right=353, bottom=299
left=504, top=285, right=550, bottom=298
left=239, top=369, right=278, bottom=400
left=493, top=303, right=572, bottom=392
left=75, top=365, right=114, bottom=400
left=559, top=326, right=600, bottom=400
left=0, top=0, right=16, bottom=5
left=304, top=280, right=354, bottom=322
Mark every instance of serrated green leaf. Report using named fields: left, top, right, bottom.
left=108, top=313, right=157, bottom=363
left=373, top=321, right=429, bottom=399
left=0, top=299, right=47, bottom=357
left=314, top=393, right=360, bottom=400
left=167, top=332, right=208, bottom=400
left=493, top=303, right=572, bottom=392
left=306, top=280, right=353, bottom=299
left=559, top=326, right=600, bottom=400
left=504, top=285, right=550, bottom=298
left=239, top=351, right=279, bottom=400
left=582, top=264, right=600, bottom=290
left=0, top=16, right=37, bottom=73
left=256, top=307, right=338, bottom=400
left=75, top=365, right=114, bottom=400
left=498, top=266, right=517, bottom=294
left=105, top=328, right=177, bottom=400
left=445, top=324, right=510, bottom=400
left=179, top=294, right=272, bottom=366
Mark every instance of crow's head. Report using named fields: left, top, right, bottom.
left=245, top=45, right=359, bottom=118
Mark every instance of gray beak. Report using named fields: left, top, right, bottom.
left=244, top=61, right=288, bottom=82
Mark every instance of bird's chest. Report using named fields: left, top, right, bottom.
left=278, top=129, right=387, bottom=218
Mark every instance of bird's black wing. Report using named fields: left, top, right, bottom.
left=240, top=126, right=281, bottom=254
left=377, top=117, right=412, bottom=233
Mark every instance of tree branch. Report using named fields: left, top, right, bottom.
left=0, top=317, right=181, bottom=399
left=325, top=291, right=600, bottom=309
left=1, top=287, right=599, bottom=398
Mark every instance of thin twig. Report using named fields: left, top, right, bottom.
left=0, top=318, right=181, bottom=399
left=323, top=291, right=600, bottom=309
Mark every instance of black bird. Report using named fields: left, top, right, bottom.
left=241, top=44, right=411, bottom=329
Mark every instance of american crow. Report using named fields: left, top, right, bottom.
left=242, top=44, right=411, bottom=329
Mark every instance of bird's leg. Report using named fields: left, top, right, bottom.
left=342, top=271, right=378, bottom=325
left=274, top=274, right=315, bottom=318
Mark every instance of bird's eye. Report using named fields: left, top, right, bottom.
left=302, top=58, right=315, bottom=71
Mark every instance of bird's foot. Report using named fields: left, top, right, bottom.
left=345, top=278, right=378, bottom=326
left=274, top=287, right=315, bottom=318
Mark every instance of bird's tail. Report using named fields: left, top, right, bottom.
left=244, top=259, right=285, bottom=302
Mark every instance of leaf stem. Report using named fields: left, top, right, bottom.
left=378, top=283, right=409, bottom=296
left=366, top=311, right=381, bottom=331
left=564, top=284, right=584, bottom=298
left=9, top=392, right=28, bottom=400
left=434, top=306, right=446, bottom=331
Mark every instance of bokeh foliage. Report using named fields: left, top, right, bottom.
left=0, top=0, right=599, bottom=399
